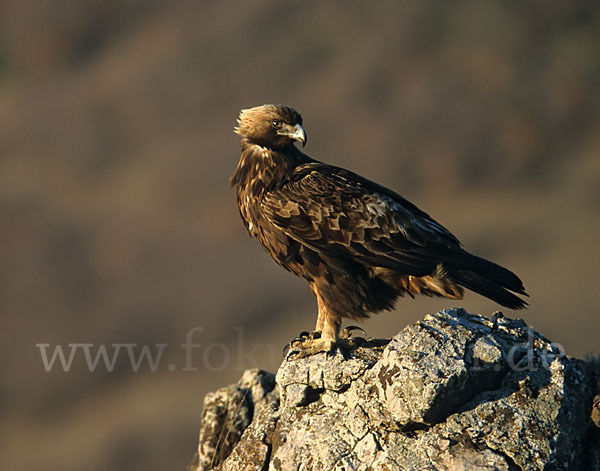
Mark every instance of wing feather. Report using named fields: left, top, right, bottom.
left=262, top=163, right=461, bottom=276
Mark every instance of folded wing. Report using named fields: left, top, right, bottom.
left=262, top=162, right=462, bottom=277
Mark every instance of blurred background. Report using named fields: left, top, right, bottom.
left=1, top=1, right=599, bottom=470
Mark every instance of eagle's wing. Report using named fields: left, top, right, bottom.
left=262, top=163, right=461, bottom=276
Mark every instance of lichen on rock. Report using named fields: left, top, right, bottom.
left=189, top=308, right=600, bottom=471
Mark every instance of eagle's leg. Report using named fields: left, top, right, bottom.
left=286, top=291, right=365, bottom=359
left=286, top=291, right=339, bottom=358
left=314, top=293, right=341, bottom=345
left=315, top=296, right=368, bottom=350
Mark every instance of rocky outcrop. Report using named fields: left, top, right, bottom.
left=189, top=308, right=600, bottom=471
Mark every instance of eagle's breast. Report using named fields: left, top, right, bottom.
left=233, top=143, right=302, bottom=270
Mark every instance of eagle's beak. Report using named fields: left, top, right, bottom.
left=280, top=123, right=307, bottom=147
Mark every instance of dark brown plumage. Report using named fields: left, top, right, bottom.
left=231, top=104, right=527, bottom=352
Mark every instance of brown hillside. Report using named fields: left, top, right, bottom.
left=1, top=1, right=599, bottom=470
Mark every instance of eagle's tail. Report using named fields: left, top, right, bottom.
left=444, top=252, right=528, bottom=310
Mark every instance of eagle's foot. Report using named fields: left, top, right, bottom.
left=284, top=330, right=332, bottom=359
left=287, top=330, right=321, bottom=345
left=337, top=326, right=368, bottom=351
left=285, top=327, right=367, bottom=359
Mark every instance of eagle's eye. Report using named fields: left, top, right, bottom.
left=271, top=120, right=283, bottom=129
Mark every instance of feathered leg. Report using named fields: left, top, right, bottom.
left=315, top=292, right=341, bottom=343
left=286, top=289, right=366, bottom=359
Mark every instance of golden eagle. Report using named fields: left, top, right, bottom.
left=231, top=104, right=527, bottom=355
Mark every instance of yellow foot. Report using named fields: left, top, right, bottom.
left=284, top=328, right=368, bottom=359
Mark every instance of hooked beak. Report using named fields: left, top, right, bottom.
left=279, top=123, right=307, bottom=147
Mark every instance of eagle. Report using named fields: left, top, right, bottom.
left=231, top=104, right=527, bottom=356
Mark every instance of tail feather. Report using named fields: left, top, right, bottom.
left=444, top=252, right=528, bottom=310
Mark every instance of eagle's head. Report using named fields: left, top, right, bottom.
left=234, top=104, right=306, bottom=150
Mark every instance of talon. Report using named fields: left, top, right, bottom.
left=283, top=332, right=336, bottom=359
left=285, top=349, right=302, bottom=360
left=283, top=342, right=303, bottom=358
left=284, top=330, right=321, bottom=358
left=342, top=325, right=367, bottom=339
left=284, top=328, right=369, bottom=360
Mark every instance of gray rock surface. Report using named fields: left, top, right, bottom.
left=189, top=369, right=278, bottom=471
left=189, top=308, right=600, bottom=471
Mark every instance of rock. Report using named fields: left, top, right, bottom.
left=190, top=308, right=600, bottom=471
left=189, top=369, right=278, bottom=471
